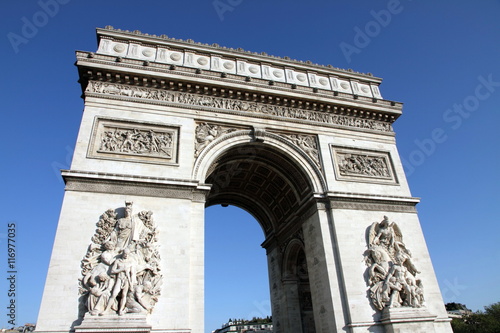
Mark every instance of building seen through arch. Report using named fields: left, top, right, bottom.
left=35, top=27, right=452, bottom=333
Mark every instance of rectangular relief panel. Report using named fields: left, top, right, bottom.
left=331, top=146, right=398, bottom=185
left=88, top=117, right=180, bottom=165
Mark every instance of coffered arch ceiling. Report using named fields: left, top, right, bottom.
left=205, top=143, right=315, bottom=238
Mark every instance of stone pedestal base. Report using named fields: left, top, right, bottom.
left=381, top=307, right=437, bottom=333
left=75, top=314, right=151, bottom=333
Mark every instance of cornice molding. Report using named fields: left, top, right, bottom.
left=76, top=53, right=402, bottom=116
left=62, top=170, right=210, bottom=202
left=326, top=191, right=419, bottom=213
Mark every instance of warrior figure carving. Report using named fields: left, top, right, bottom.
left=80, top=202, right=162, bottom=316
left=364, top=216, right=424, bottom=311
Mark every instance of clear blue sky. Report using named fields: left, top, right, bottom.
left=1, top=1, right=499, bottom=332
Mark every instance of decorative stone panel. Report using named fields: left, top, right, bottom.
left=88, top=117, right=180, bottom=165
left=331, top=146, right=398, bottom=184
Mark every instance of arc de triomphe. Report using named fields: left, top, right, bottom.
left=36, top=27, right=452, bottom=333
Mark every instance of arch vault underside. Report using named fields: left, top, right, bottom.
left=35, top=27, right=452, bottom=333
left=201, top=135, right=321, bottom=234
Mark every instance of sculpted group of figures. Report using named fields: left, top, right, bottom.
left=365, top=216, right=424, bottom=311
left=80, top=202, right=162, bottom=316
left=338, top=154, right=390, bottom=178
left=99, top=127, right=173, bottom=158
left=88, top=81, right=393, bottom=133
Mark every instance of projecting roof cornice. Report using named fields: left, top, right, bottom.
left=97, top=26, right=380, bottom=82
left=75, top=27, right=403, bottom=126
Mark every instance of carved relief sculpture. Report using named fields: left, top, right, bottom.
left=338, top=153, right=390, bottom=178
left=281, top=134, right=321, bottom=168
left=194, top=122, right=237, bottom=157
left=364, top=216, right=424, bottom=311
left=86, top=81, right=393, bottom=133
left=88, top=118, right=180, bottom=165
left=99, top=127, right=173, bottom=158
left=80, top=202, right=162, bottom=316
left=332, top=147, right=397, bottom=184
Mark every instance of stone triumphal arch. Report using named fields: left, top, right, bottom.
left=36, top=27, right=452, bottom=333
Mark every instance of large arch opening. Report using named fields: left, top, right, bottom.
left=204, top=142, right=316, bottom=235
left=204, top=205, right=270, bottom=333
left=203, top=141, right=320, bottom=332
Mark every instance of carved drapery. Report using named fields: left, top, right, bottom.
left=364, top=216, right=424, bottom=311
left=86, top=81, right=392, bottom=133
left=79, top=202, right=162, bottom=316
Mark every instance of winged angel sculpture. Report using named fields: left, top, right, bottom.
left=364, top=216, right=424, bottom=311
left=79, top=202, right=162, bottom=316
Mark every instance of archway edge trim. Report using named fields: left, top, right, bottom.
left=282, top=238, right=306, bottom=278
left=192, top=130, right=326, bottom=193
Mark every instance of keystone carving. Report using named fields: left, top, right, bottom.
left=364, top=216, right=424, bottom=311
left=80, top=202, right=162, bottom=316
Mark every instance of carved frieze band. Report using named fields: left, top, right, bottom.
left=86, top=81, right=392, bottom=133
left=88, top=117, right=180, bottom=165
left=331, top=146, right=397, bottom=185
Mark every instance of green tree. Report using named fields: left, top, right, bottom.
left=451, top=302, right=500, bottom=333
left=446, top=302, right=469, bottom=311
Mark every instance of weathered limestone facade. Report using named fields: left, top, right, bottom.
left=36, top=27, right=452, bottom=333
